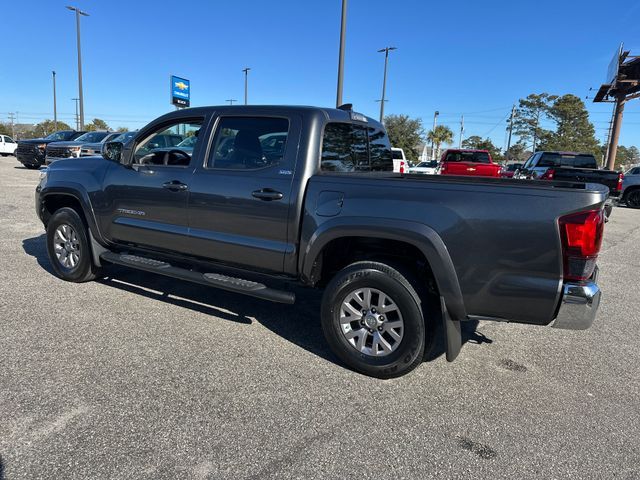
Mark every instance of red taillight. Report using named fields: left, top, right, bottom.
left=541, top=168, right=555, bottom=180
left=617, top=172, right=624, bottom=192
left=558, top=210, right=604, bottom=281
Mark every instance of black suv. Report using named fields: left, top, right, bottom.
left=16, top=130, right=86, bottom=169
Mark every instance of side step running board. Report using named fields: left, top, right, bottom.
left=100, top=252, right=296, bottom=304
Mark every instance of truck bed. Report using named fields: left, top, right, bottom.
left=304, top=172, right=608, bottom=325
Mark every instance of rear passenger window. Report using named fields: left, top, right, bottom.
left=368, top=126, right=393, bottom=171
left=208, top=117, right=289, bottom=170
left=321, top=122, right=393, bottom=172
left=321, top=123, right=367, bottom=172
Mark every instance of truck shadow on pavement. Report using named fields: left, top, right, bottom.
left=22, top=234, right=493, bottom=371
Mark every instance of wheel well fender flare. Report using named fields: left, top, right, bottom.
left=301, top=217, right=467, bottom=321
left=39, top=184, right=103, bottom=242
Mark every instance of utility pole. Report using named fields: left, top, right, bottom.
left=607, top=96, right=625, bottom=170
left=226, top=99, right=237, bottom=105
left=52, top=71, right=58, bottom=131
left=67, top=6, right=89, bottom=130
left=505, top=105, right=515, bottom=162
left=377, top=46, right=397, bottom=123
left=72, top=98, right=79, bottom=130
left=335, top=0, right=347, bottom=107
left=430, top=111, right=439, bottom=160
left=8, top=113, right=15, bottom=138
left=458, top=115, right=464, bottom=148
left=242, top=67, right=251, bottom=105
left=603, top=110, right=615, bottom=167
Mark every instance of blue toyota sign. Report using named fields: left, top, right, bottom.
left=170, top=75, right=190, bottom=107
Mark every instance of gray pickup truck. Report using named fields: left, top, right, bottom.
left=35, top=105, right=607, bottom=378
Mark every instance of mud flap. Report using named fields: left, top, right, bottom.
left=441, top=296, right=462, bottom=362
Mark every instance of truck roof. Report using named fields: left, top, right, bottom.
left=152, top=105, right=381, bottom=127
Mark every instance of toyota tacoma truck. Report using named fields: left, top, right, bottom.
left=35, top=105, right=606, bottom=378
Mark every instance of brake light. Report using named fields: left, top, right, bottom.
left=558, top=210, right=604, bottom=281
left=541, top=168, right=555, bottom=180
left=617, top=172, right=624, bottom=192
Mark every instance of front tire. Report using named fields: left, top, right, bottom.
left=625, top=189, right=640, bottom=209
left=321, top=261, right=427, bottom=378
left=46, top=207, right=98, bottom=282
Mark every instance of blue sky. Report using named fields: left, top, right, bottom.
left=2, top=0, right=639, bottom=148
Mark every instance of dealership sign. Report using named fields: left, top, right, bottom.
left=170, top=75, right=190, bottom=107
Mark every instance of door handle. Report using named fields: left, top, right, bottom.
left=252, top=188, right=283, bottom=201
left=162, top=180, right=188, bottom=191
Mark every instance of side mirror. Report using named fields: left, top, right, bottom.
left=102, top=141, right=124, bottom=163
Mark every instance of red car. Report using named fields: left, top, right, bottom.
left=439, top=149, right=502, bottom=177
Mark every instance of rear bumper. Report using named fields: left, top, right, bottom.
left=551, top=279, right=601, bottom=330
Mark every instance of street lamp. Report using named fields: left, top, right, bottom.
left=66, top=6, right=88, bottom=129
left=52, top=71, right=57, bottom=131
left=431, top=111, right=439, bottom=160
left=71, top=98, right=79, bottom=130
left=335, top=0, right=348, bottom=107
left=242, top=67, right=251, bottom=105
left=377, top=47, right=397, bottom=123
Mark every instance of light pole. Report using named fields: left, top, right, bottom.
left=66, top=6, right=88, bottom=129
left=52, top=71, right=58, bottom=131
left=377, top=47, right=396, bottom=123
left=72, top=98, right=79, bottom=130
left=431, top=111, right=439, bottom=160
left=226, top=99, right=237, bottom=105
left=335, top=0, right=347, bottom=107
left=242, top=67, right=251, bottom=105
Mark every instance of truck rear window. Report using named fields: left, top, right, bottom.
left=444, top=151, right=490, bottom=163
left=321, top=122, right=392, bottom=172
left=538, top=153, right=597, bottom=169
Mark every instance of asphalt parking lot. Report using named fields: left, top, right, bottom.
left=1, top=156, right=639, bottom=479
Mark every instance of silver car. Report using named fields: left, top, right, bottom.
left=621, top=166, right=640, bottom=209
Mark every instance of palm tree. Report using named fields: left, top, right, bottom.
left=426, top=125, right=454, bottom=160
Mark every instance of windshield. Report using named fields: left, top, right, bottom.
left=74, top=131, right=111, bottom=143
left=444, top=151, right=491, bottom=163
left=112, top=131, right=137, bottom=143
left=44, top=131, right=76, bottom=141
left=416, top=161, right=437, bottom=168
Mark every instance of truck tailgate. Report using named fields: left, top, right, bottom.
left=553, top=168, right=621, bottom=196
left=442, top=161, right=501, bottom=177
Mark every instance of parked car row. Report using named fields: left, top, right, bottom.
left=14, top=130, right=138, bottom=168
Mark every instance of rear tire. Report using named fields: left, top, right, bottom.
left=321, top=261, right=427, bottom=378
left=46, top=207, right=98, bottom=282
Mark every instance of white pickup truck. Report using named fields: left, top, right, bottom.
left=0, top=135, right=17, bottom=156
